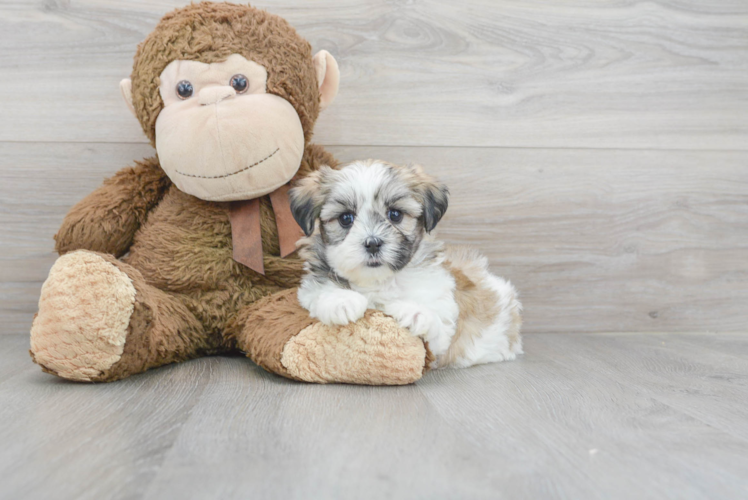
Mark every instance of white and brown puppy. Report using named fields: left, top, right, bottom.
left=289, top=160, right=522, bottom=368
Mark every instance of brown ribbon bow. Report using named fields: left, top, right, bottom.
left=228, top=184, right=302, bottom=275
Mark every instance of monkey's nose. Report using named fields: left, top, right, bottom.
left=364, top=237, right=383, bottom=255
left=198, top=86, right=236, bottom=105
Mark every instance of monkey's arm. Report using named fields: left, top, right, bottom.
left=55, top=157, right=171, bottom=257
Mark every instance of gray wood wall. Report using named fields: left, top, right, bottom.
left=1, top=0, right=746, bottom=335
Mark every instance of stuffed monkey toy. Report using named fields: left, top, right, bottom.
left=29, top=2, right=431, bottom=384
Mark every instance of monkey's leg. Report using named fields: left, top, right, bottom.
left=227, top=289, right=432, bottom=385
left=30, top=250, right=212, bottom=382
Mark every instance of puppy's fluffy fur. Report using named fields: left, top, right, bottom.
left=290, top=160, right=522, bottom=368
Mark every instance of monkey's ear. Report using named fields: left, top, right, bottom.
left=410, top=165, right=449, bottom=233
left=290, top=168, right=330, bottom=237
left=119, top=78, right=137, bottom=118
left=313, top=50, right=339, bottom=112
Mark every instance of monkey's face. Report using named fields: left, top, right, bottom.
left=121, top=3, right=340, bottom=202
left=154, top=54, right=305, bottom=202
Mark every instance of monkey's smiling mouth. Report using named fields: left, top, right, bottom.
left=175, top=148, right=280, bottom=179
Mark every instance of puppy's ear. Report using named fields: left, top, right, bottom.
left=290, top=167, right=331, bottom=236
left=422, top=183, right=449, bottom=233
left=410, top=165, right=449, bottom=233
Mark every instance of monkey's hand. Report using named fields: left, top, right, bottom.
left=54, top=157, right=171, bottom=257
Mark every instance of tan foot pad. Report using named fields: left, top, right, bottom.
left=281, top=311, right=428, bottom=385
left=30, top=251, right=136, bottom=381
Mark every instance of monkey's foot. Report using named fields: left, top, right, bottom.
left=233, top=289, right=433, bottom=385
left=30, top=251, right=136, bottom=381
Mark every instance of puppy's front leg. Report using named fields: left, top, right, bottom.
left=298, top=279, right=368, bottom=326
left=383, top=301, right=453, bottom=357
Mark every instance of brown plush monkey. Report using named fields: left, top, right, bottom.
left=29, top=2, right=430, bottom=384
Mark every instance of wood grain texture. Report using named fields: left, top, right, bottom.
left=0, top=351, right=215, bottom=500
left=1, top=333, right=747, bottom=499
left=2, top=142, right=746, bottom=335
left=419, top=335, right=748, bottom=499
left=0, top=0, right=746, bottom=148
left=538, top=333, right=748, bottom=442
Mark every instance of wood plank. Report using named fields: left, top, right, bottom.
left=145, top=341, right=748, bottom=500
left=0, top=0, right=746, bottom=149
left=2, top=142, right=746, bottom=334
left=419, top=334, right=748, bottom=499
left=0, top=337, right=215, bottom=500
left=538, top=333, right=748, bottom=441
left=3, top=334, right=747, bottom=499
left=0, top=335, right=33, bottom=385
left=142, top=362, right=512, bottom=499
left=670, top=332, right=748, bottom=360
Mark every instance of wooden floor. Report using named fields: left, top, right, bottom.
left=1, top=333, right=747, bottom=499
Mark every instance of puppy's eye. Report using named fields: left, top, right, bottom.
left=176, top=80, right=193, bottom=99
left=387, top=209, right=403, bottom=223
left=338, top=213, right=355, bottom=228
left=230, top=74, right=249, bottom=93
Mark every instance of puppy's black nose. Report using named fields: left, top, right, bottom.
left=364, top=237, right=383, bottom=255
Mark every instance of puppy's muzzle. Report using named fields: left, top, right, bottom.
left=364, top=237, right=383, bottom=255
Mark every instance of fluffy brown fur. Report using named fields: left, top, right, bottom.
left=440, top=254, right=523, bottom=367
left=225, top=288, right=317, bottom=380
left=45, top=144, right=336, bottom=381
left=439, top=267, right=499, bottom=366
left=54, top=157, right=172, bottom=257
left=30, top=3, right=427, bottom=384
left=131, top=2, right=320, bottom=147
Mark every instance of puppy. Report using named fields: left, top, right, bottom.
left=289, top=160, right=522, bottom=368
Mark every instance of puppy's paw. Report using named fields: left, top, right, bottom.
left=384, top=302, right=454, bottom=357
left=384, top=302, right=436, bottom=337
left=313, top=289, right=368, bottom=326
left=423, top=330, right=452, bottom=358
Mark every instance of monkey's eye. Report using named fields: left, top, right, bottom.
left=338, top=213, right=355, bottom=228
left=230, top=74, right=249, bottom=93
left=176, top=80, right=193, bottom=99
left=387, top=209, right=403, bottom=224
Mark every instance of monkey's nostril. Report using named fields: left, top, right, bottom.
left=364, top=237, right=383, bottom=255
